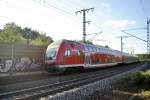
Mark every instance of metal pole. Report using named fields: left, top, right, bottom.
left=121, top=37, right=123, bottom=63
left=11, top=44, right=14, bottom=60
left=83, top=11, right=86, bottom=43
left=147, top=20, right=150, bottom=59
left=117, top=36, right=128, bottom=63
left=75, top=8, right=94, bottom=43
left=10, top=43, right=14, bottom=75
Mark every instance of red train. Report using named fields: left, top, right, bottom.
left=45, top=39, right=138, bottom=72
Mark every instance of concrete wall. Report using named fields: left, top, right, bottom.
left=0, top=43, right=47, bottom=73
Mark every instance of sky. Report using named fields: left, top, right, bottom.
left=0, top=0, right=150, bottom=54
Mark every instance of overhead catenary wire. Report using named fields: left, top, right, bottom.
left=122, top=30, right=147, bottom=42
left=1, top=0, right=102, bottom=34
left=122, top=27, right=146, bottom=31
left=87, top=31, right=103, bottom=41
left=34, top=0, right=102, bottom=30
left=34, top=0, right=75, bottom=17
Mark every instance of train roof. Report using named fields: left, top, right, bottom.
left=56, top=39, right=136, bottom=57
left=62, top=39, right=105, bottom=47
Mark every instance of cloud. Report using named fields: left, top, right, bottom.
left=100, top=2, right=111, bottom=13
left=101, top=2, right=110, bottom=9
left=102, top=19, right=136, bottom=30
left=92, top=19, right=137, bottom=50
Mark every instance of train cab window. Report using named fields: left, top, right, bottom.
left=64, top=49, right=71, bottom=56
left=46, top=48, right=57, bottom=60
left=46, top=40, right=62, bottom=60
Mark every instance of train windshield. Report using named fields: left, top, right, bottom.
left=46, top=40, right=62, bottom=60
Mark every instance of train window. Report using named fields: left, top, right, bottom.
left=92, top=47, right=94, bottom=51
left=87, top=46, right=90, bottom=51
left=77, top=50, right=82, bottom=56
left=105, top=49, right=107, bottom=53
left=108, top=50, right=110, bottom=54
left=89, top=46, right=93, bottom=52
left=99, top=48, right=101, bottom=52
left=92, top=47, right=94, bottom=52
left=103, top=48, right=105, bottom=53
left=105, top=49, right=108, bottom=53
left=101, top=48, right=104, bottom=53
left=64, top=50, right=68, bottom=56
left=94, top=47, right=97, bottom=52
left=96, top=48, right=99, bottom=52
left=85, top=46, right=88, bottom=51
left=85, top=45, right=90, bottom=52
left=64, top=49, right=71, bottom=56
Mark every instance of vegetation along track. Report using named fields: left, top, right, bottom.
left=0, top=62, right=145, bottom=100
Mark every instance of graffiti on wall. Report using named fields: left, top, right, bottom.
left=0, top=60, right=12, bottom=72
left=0, top=57, right=44, bottom=73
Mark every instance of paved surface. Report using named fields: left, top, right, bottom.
left=0, top=71, right=48, bottom=78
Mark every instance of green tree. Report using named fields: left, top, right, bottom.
left=22, top=27, right=39, bottom=39
left=31, top=34, right=53, bottom=46
left=74, top=40, right=93, bottom=45
left=135, top=54, right=150, bottom=60
left=0, top=22, right=26, bottom=43
left=0, top=22, right=53, bottom=45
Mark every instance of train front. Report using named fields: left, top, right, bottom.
left=45, top=40, right=63, bottom=73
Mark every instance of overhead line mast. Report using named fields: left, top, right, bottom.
left=147, top=20, right=150, bottom=56
left=140, top=0, right=150, bottom=59
left=75, top=8, right=94, bottom=43
left=117, top=36, right=129, bottom=63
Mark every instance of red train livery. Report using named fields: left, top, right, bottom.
left=45, top=39, right=138, bottom=72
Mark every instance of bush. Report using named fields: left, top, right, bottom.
left=141, top=90, right=150, bottom=97
left=123, top=70, right=150, bottom=90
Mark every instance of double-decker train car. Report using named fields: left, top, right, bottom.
left=45, top=39, right=138, bottom=72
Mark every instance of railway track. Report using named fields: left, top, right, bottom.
left=0, top=63, right=144, bottom=100
left=0, top=63, right=139, bottom=93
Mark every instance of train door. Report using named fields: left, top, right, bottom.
left=85, top=52, right=91, bottom=67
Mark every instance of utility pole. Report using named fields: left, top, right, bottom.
left=147, top=19, right=150, bottom=59
left=117, top=36, right=128, bottom=63
left=121, top=36, right=123, bottom=58
left=130, top=48, right=135, bottom=55
left=132, top=48, right=135, bottom=55
left=75, top=8, right=94, bottom=43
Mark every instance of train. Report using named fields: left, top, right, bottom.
left=45, top=39, right=139, bottom=73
